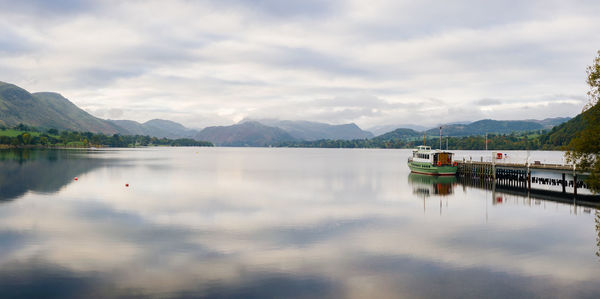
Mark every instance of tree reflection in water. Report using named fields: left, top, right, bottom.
left=0, top=149, right=107, bottom=201
left=596, top=210, right=600, bottom=258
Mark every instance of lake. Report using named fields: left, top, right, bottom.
left=0, top=148, right=599, bottom=298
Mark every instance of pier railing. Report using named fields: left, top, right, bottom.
left=455, top=160, right=596, bottom=200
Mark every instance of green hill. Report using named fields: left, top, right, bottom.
left=539, top=104, right=599, bottom=148
left=425, top=119, right=545, bottom=136
left=0, top=81, right=123, bottom=134
left=195, top=121, right=296, bottom=146
left=533, top=117, right=572, bottom=129
left=246, top=119, right=374, bottom=141
left=108, top=119, right=198, bottom=139
left=373, top=128, right=421, bottom=141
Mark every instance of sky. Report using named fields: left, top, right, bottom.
left=1, top=0, right=599, bottom=130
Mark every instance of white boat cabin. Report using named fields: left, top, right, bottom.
left=410, top=146, right=454, bottom=166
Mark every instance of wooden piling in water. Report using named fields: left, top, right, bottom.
left=455, top=160, right=592, bottom=199
left=574, top=174, right=578, bottom=197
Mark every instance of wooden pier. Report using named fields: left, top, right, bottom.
left=456, top=161, right=596, bottom=200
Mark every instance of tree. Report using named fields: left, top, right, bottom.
left=587, top=50, right=600, bottom=108
left=15, top=123, right=29, bottom=131
left=21, top=133, right=32, bottom=145
left=566, top=51, right=600, bottom=193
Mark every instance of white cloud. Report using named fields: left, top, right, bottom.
left=0, top=0, right=599, bottom=129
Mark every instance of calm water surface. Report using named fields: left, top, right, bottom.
left=0, top=148, right=599, bottom=298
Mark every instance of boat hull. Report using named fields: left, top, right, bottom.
left=408, top=161, right=457, bottom=176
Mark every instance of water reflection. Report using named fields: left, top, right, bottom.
left=408, top=173, right=456, bottom=197
left=597, top=211, right=600, bottom=258
left=0, top=148, right=599, bottom=298
left=0, top=149, right=107, bottom=201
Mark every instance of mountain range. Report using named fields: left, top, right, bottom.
left=0, top=80, right=574, bottom=146
left=107, top=119, right=197, bottom=139
left=242, top=118, right=373, bottom=141
left=368, top=124, right=429, bottom=136
left=422, top=118, right=571, bottom=137
left=424, top=119, right=544, bottom=137
left=195, top=121, right=296, bottom=146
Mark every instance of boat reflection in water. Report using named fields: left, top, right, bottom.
left=408, top=173, right=457, bottom=198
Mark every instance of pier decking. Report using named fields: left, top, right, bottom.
left=456, top=160, right=597, bottom=201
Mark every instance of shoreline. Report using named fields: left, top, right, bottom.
left=0, top=144, right=566, bottom=151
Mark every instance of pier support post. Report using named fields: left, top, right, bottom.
left=527, top=170, right=531, bottom=191
left=492, top=156, right=496, bottom=182
left=562, top=173, right=566, bottom=194
left=574, top=174, right=578, bottom=198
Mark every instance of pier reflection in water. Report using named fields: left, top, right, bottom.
left=1, top=148, right=600, bottom=298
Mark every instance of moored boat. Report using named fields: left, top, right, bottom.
left=407, top=145, right=457, bottom=176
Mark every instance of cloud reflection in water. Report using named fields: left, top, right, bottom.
left=0, top=148, right=599, bottom=298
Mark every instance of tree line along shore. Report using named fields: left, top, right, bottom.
left=0, top=124, right=578, bottom=151
left=0, top=124, right=213, bottom=148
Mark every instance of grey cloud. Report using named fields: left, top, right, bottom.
left=209, top=0, right=343, bottom=19
left=254, top=46, right=371, bottom=77
left=352, top=0, right=600, bottom=40
left=475, top=98, right=502, bottom=106
left=0, top=29, right=35, bottom=54
left=0, top=0, right=98, bottom=16
left=313, top=95, right=396, bottom=108
left=71, top=67, right=146, bottom=88
left=0, top=0, right=597, bottom=128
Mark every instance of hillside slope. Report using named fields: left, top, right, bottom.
left=425, top=119, right=544, bottom=136
left=0, top=81, right=123, bottom=134
left=539, top=104, right=599, bottom=148
left=108, top=119, right=198, bottom=139
left=533, top=117, right=572, bottom=129
left=373, top=128, right=421, bottom=140
left=248, top=119, right=374, bottom=141
left=195, top=121, right=296, bottom=146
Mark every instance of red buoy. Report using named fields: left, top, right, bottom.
left=125, top=183, right=129, bottom=187
left=74, top=177, right=78, bottom=181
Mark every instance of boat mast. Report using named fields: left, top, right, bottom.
left=485, top=133, right=488, bottom=151
left=439, top=126, right=442, bottom=150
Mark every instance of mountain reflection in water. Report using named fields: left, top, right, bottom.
left=0, top=148, right=599, bottom=298
left=0, top=149, right=107, bottom=201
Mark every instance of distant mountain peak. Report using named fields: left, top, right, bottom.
left=241, top=118, right=373, bottom=141
left=195, top=121, right=295, bottom=146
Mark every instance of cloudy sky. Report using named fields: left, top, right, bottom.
left=1, top=0, right=599, bottom=129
